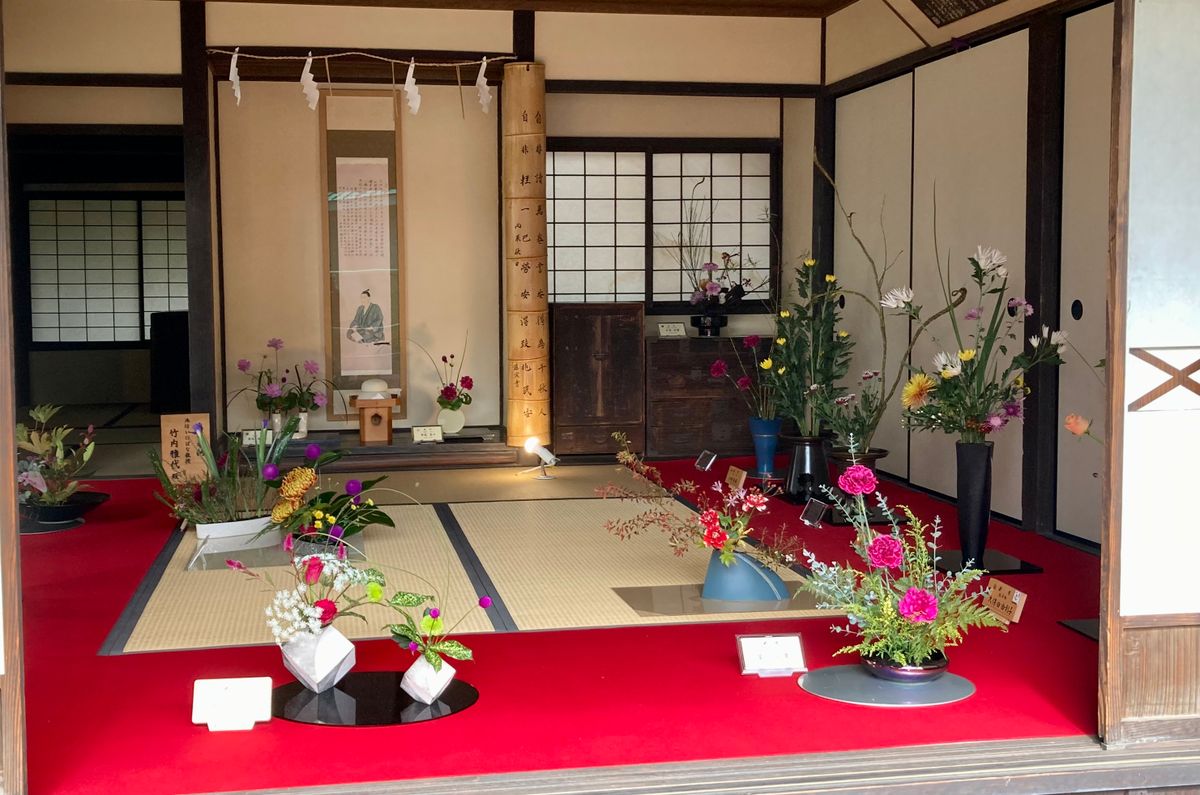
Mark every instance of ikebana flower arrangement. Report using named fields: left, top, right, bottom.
left=772, top=260, right=854, bottom=439
left=231, top=338, right=296, bottom=424
left=710, top=334, right=784, bottom=478
left=150, top=416, right=299, bottom=529
left=901, top=245, right=1065, bottom=565
left=284, top=359, right=336, bottom=437
left=799, top=451, right=1004, bottom=680
left=601, top=433, right=799, bottom=600
left=413, top=334, right=474, bottom=433
left=229, top=536, right=397, bottom=693
left=16, top=404, right=97, bottom=510
left=389, top=592, right=493, bottom=704
left=810, top=162, right=967, bottom=461
left=260, top=447, right=395, bottom=548
left=816, top=370, right=884, bottom=456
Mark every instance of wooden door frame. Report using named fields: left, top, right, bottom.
left=0, top=0, right=30, bottom=789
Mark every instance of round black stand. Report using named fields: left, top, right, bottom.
left=272, top=671, right=478, bottom=726
left=20, top=517, right=87, bottom=534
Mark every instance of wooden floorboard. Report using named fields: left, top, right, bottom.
left=202, top=735, right=1200, bottom=795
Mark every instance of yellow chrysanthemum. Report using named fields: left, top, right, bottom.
left=270, top=497, right=300, bottom=524
left=825, top=274, right=837, bottom=283
left=958, top=349, right=977, bottom=362
left=313, top=510, right=324, bottom=520
left=803, top=258, right=817, bottom=268
left=940, top=368, right=960, bottom=379
left=837, top=330, right=849, bottom=339
left=779, top=310, right=791, bottom=318
left=902, top=373, right=937, bottom=409
left=313, top=520, right=323, bottom=530
left=760, top=357, right=773, bottom=370
left=777, top=366, right=787, bottom=375
left=776, top=337, right=786, bottom=345
left=279, top=466, right=316, bottom=499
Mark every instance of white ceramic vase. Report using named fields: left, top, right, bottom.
left=295, top=411, right=308, bottom=439
left=401, top=656, right=456, bottom=705
left=282, top=626, right=356, bottom=694
left=271, top=412, right=284, bottom=436
left=437, top=407, right=466, bottom=435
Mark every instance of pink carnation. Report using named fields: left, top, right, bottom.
left=898, top=587, right=938, bottom=623
left=866, top=534, right=903, bottom=569
left=837, top=464, right=877, bottom=496
left=736, top=375, right=752, bottom=391
left=710, top=360, right=728, bottom=378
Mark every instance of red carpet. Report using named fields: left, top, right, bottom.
left=21, top=463, right=1099, bottom=795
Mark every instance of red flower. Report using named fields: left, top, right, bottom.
left=736, top=375, right=752, bottom=391
left=304, top=557, right=324, bottom=585
left=699, top=509, right=721, bottom=533
left=314, top=598, right=337, bottom=625
left=703, top=526, right=729, bottom=550
left=837, top=464, right=878, bottom=496
left=898, top=587, right=938, bottom=623
left=740, top=490, right=768, bottom=512
left=440, top=384, right=458, bottom=401
left=866, top=534, right=903, bottom=569
left=460, top=375, right=474, bottom=390
left=743, top=335, right=761, bottom=349
left=710, top=360, right=728, bottom=378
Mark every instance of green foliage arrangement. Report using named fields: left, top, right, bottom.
left=388, top=591, right=493, bottom=672
left=16, top=404, right=96, bottom=505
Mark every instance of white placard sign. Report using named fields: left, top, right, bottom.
left=658, top=322, right=687, bottom=338
left=412, top=425, right=444, bottom=443
left=192, top=677, right=273, bottom=731
left=737, top=634, right=807, bottom=678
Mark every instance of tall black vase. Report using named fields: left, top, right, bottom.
left=782, top=435, right=830, bottom=502
left=955, top=441, right=994, bottom=568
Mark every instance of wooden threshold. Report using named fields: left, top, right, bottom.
left=205, top=735, right=1200, bottom=795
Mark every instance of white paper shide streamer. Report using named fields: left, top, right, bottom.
left=475, top=57, right=492, bottom=114
left=229, top=47, right=242, bottom=106
left=300, top=52, right=319, bottom=111
left=403, top=58, right=421, bottom=115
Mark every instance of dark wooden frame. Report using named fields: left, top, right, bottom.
left=545, top=80, right=820, bottom=98
left=4, top=73, right=182, bottom=88
left=546, top=136, right=783, bottom=315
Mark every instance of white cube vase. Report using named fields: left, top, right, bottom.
left=281, top=626, right=356, bottom=694
left=401, top=656, right=456, bottom=705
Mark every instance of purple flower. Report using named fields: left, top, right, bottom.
left=1003, top=400, right=1024, bottom=419
left=237, top=358, right=252, bottom=372
left=313, top=393, right=328, bottom=407
left=987, top=415, right=1007, bottom=430
left=261, top=418, right=269, bottom=429
left=303, top=360, right=320, bottom=375
left=965, top=307, right=983, bottom=321
left=702, top=261, right=719, bottom=273
left=689, top=290, right=704, bottom=305
left=191, top=422, right=204, bottom=434
left=408, top=641, right=419, bottom=652
left=267, top=338, right=284, bottom=350
left=479, top=596, right=493, bottom=608
left=264, top=382, right=283, bottom=398
left=345, top=479, right=363, bottom=496
left=1008, top=297, right=1035, bottom=317
left=262, top=463, right=279, bottom=480
left=304, top=443, right=321, bottom=461
left=429, top=607, right=441, bottom=619
left=705, top=281, right=722, bottom=296
left=330, top=524, right=345, bottom=539
left=352, top=495, right=361, bottom=505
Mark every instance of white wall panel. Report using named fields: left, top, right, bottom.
left=1057, top=4, right=1114, bottom=543
left=834, top=74, right=914, bottom=477
left=910, top=32, right=1029, bottom=518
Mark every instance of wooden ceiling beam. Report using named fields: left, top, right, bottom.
left=177, top=0, right=855, bottom=19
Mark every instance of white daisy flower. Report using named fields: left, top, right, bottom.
left=880, top=286, right=914, bottom=309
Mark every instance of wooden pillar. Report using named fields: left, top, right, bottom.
left=502, top=63, right=550, bottom=449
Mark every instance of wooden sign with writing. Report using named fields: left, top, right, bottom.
left=983, top=579, right=1027, bottom=624
left=160, top=413, right=211, bottom=484
left=725, top=465, right=747, bottom=491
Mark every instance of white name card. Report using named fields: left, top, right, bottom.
left=192, top=677, right=273, bottom=731
left=412, top=425, right=444, bottom=443
left=737, top=634, right=807, bottom=678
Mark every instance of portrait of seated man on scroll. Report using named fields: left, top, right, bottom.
left=347, top=289, right=386, bottom=345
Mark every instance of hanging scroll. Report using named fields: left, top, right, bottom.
left=319, top=91, right=408, bottom=420
left=503, top=63, right=549, bottom=448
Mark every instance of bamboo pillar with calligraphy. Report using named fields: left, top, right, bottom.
left=503, top=63, right=550, bottom=449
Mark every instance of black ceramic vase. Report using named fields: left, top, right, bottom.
left=782, top=435, right=830, bottom=502
left=955, top=441, right=994, bottom=568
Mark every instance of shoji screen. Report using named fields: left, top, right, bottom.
left=834, top=74, right=914, bottom=478
left=910, top=32, right=1029, bottom=518
left=1057, top=3, right=1114, bottom=544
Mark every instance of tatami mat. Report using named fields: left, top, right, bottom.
left=451, top=499, right=827, bottom=631
left=322, top=464, right=650, bottom=505
left=120, top=504, right=491, bottom=653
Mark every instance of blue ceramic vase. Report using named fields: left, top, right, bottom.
left=701, top=550, right=788, bottom=601
left=749, top=416, right=783, bottom=479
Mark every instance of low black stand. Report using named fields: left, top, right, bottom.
left=1059, top=618, right=1099, bottom=641
left=936, top=549, right=1042, bottom=575
left=20, top=517, right=86, bottom=534
left=273, top=671, right=478, bottom=726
